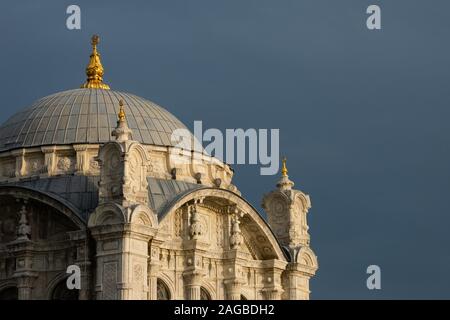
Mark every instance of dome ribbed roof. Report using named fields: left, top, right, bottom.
left=0, top=88, right=194, bottom=152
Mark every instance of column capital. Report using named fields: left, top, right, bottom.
left=41, top=146, right=57, bottom=154
left=261, top=287, right=282, bottom=300
left=183, top=270, right=204, bottom=286
left=13, top=271, right=38, bottom=300
left=224, top=278, right=243, bottom=300
left=73, top=144, right=89, bottom=152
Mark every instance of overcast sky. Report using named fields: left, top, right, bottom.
left=1, top=0, right=450, bottom=299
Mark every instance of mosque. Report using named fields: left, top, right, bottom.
left=0, top=35, right=318, bottom=300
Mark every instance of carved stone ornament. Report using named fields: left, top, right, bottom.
left=90, top=159, right=100, bottom=170
left=189, top=205, right=203, bottom=240
left=16, top=205, right=31, bottom=241
left=229, top=215, right=243, bottom=249
left=57, top=157, right=72, bottom=171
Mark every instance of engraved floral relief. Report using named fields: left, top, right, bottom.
left=57, top=157, right=73, bottom=171
left=129, top=154, right=139, bottom=175
left=272, top=199, right=285, bottom=217
left=216, top=214, right=224, bottom=247
left=0, top=161, right=15, bottom=178
left=147, top=157, right=164, bottom=174
left=29, top=159, right=40, bottom=174
left=133, top=264, right=143, bottom=282
left=175, top=209, right=182, bottom=238
left=189, top=205, right=204, bottom=240
left=32, top=157, right=48, bottom=174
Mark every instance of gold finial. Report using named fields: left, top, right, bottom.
left=118, top=99, right=126, bottom=122
left=91, top=34, right=99, bottom=46
left=281, top=157, right=288, bottom=177
left=81, top=34, right=110, bottom=90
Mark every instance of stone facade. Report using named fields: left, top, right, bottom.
left=0, top=109, right=318, bottom=300
left=0, top=37, right=318, bottom=300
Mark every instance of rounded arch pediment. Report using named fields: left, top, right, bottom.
left=0, top=185, right=86, bottom=230
left=295, top=246, right=318, bottom=269
left=158, top=188, right=287, bottom=261
left=125, top=142, right=149, bottom=163
left=129, top=204, right=158, bottom=227
left=97, top=141, right=124, bottom=163
left=88, top=202, right=126, bottom=227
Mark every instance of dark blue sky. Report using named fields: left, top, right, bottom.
left=1, top=0, right=450, bottom=299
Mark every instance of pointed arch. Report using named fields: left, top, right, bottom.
left=200, top=287, right=211, bottom=300
left=157, top=278, right=171, bottom=300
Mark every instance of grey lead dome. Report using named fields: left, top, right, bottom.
left=0, top=88, right=193, bottom=152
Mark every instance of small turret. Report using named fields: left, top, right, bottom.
left=262, top=157, right=318, bottom=299
left=262, top=157, right=311, bottom=248
left=112, top=100, right=133, bottom=142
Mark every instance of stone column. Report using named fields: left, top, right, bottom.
left=8, top=202, right=38, bottom=300
left=224, top=207, right=245, bottom=300
left=260, top=260, right=286, bottom=300
left=12, top=149, right=26, bottom=177
left=262, top=288, right=281, bottom=300
left=224, top=279, right=242, bottom=300
left=68, top=230, right=92, bottom=300
left=77, top=261, right=92, bottom=300
left=285, top=261, right=317, bottom=300
left=183, top=271, right=203, bottom=300
left=73, top=145, right=89, bottom=175
left=286, top=271, right=310, bottom=300
left=223, top=250, right=243, bottom=300
left=15, top=273, right=38, bottom=300
left=90, top=223, right=152, bottom=300
left=147, top=241, right=161, bottom=300
left=8, top=240, right=37, bottom=300
left=41, top=146, right=56, bottom=176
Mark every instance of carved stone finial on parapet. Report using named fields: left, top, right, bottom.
left=227, top=205, right=245, bottom=250
left=229, top=214, right=243, bottom=250
left=16, top=205, right=31, bottom=241
left=188, top=204, right=202, bottom=240
left=276, top=156, right=294, bottom=191
left=188, top=198, right=205, bottom=240
left=112, top=99, right=133, bottom=142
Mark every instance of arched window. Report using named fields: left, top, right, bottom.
left=0, top=287, right=18, bottom=300
left=157, top=279, right=171, bottom=300
left=51, top=279, right=79, bottom=300
left=200, top=287, right=211, bottom=300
